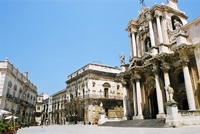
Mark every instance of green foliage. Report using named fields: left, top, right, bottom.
left=0, top=121, right=14, bottom=132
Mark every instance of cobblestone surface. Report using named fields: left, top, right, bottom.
left=17, top=124, right=200, bottom=134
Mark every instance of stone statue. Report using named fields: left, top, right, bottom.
left=146, top=40, right=151, bottom=52
left=174, top=19, right=182, bottom=32
left=100, top=102, right=104, bottom=112
left=165, top=84, right=175, bottom=102
left=119, top=52, right=125, bottom=65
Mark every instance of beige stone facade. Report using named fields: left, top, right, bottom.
left=35, top=93, right=48, bottom=123
left=65, top=63, right=124, bottom=124
left=50, top=89, right=66, bottom=125
left=0, top=58, right=37, bottom=123
left=120, top=0, right=200, bottom=126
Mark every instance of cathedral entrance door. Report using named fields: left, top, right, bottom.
left=150, top=88, right=158, bottom=119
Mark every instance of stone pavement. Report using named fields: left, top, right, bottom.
left=17, top=125, right=200, bottom=134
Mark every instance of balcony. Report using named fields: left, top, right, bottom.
left=11, top=97, right=18, bottom=103
left=68, top=94, right=123, bottom=103
left=4, top=108, right=9, bottom=111
left=6, top=94, right=12, bottom=100
left=11, top=109, right=15, bottom=114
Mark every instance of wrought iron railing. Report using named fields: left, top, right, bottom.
left=67, top=94, right=123, bottom=103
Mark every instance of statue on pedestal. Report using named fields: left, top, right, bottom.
left=165, top=84, right=175, bottom=102
left=119, top=52, right=125, bottom=65
left=100, top=102, right=104, bottom=113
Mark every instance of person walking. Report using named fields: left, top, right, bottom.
left=41, top=120, right=43, bottom=128
left=39, top=120, right=41, bottom=126
left=46, top=119, right=48, bottom=127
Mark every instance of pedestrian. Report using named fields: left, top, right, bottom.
left=39, top=120, right=41, bottom=126
left=46, top=119, right=48, bottom=127
left=41, top=120, right=43, bottom=128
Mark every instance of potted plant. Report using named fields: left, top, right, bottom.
left=30, top=121, right=34, bottom=126
left=8, top=126, right=14, bottom=134
left=0, top=123, right=9, bottom=134
left=35, top=122, right=38, bottom=126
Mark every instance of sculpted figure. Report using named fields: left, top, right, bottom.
left=119, top=52, right=125, bottom=65
left=165, top=84, right=175, bottom=102
left=100, top=102, right=104, bottom=112
left=174, top=19, right=182, bottom=32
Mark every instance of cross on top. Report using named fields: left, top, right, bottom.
left=140, top=0, right=145, bottom=6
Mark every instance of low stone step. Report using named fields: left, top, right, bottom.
left=99, top=119, right=169, bottom=128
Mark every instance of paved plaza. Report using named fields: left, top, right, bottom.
left=17, top=125, right=200, bottom=134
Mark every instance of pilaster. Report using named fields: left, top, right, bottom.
left=132, top=73, right=143, bottom=119
left=160, top=62, right=171, bottom=102
left=178, top=49, right=196, bottom=110
left=152, top=64, right=166, bottom=119
left=147, top=14, right=158, bottom=55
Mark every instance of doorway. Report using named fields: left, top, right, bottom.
left=182, top=99, right=189, bottom=110
left=104, top=88, right=108, bottom=98
left=150, top=88, right=158, bottom=119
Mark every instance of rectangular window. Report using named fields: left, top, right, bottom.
left=37, top=106, right=40, bottom=110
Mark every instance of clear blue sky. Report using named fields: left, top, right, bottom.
left=0, top=0, right=199, bottom=96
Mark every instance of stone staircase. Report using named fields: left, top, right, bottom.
left=99, top=119, right=169, bottom=128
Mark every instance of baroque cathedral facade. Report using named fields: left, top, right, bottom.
left=120, top=0, right=200, bottom=121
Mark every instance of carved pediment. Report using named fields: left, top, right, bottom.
left=102, top=82, right=111, bottom=88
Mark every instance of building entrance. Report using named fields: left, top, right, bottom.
left=150, top=88, right=158, bottom=119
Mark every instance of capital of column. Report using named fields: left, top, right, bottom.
left=131, top=74, right=141, bottom=82
left=154, top=10, right=162, bottom=18
left=180, top=58, right=190, bottom=67
left=152, top=66, right=160, bottom=74
left=160, top=62, right=171, bottom=73
left=121, top=78, right=127, bottom=87
left=147, top=14, right=153, bottom=22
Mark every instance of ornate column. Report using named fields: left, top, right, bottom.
left=131, top=28, right=137, bottom=57
left=147, top=14, right=158, bottom=54
left=147, top=14, right=156, bottom=47
left=194, top=44, right=200, bottom=81
left=136, top=34, right=141, bottom=57
left=131, top=76, right=137, bottom=119
left=179, top=51, right=196, bottom=110
left=152, top=65, right=166, bottom=119
left=128, top=33, right=133, bottom=59
left=134, top=74, right=144, bottom=119
left=155, top=11, right=163, bottom=44
left=161, top=62, right=171, bottom=102
left=161, top=13, right=169, bottom=44
left=122, top=79, right=128, bottom=120
left=140, top=36, right=145, bottom=56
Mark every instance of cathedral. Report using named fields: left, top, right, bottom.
left=120, top=0, right=200, bottom=125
